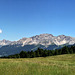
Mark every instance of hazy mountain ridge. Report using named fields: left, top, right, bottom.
left=0, top=34, right=75, bottom=47
left=0, top=34, right=75, bottom=56
left=0, top=39, right=11, bottom=47
left=10, top=34, right=75, bottom=46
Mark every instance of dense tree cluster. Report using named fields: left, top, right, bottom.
left=2, top=45, right=75, bottom=58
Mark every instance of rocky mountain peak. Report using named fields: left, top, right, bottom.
left=0, top=34, right=75, bottom=47
left=39, top=33, right=54, bottom=37
left=0, top=39, right=11, bottom=46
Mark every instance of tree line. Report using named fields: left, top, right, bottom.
left=1, top=45, right=75, bottom=58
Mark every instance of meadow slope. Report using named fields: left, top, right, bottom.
left=0, top=54, right=75, bottom=75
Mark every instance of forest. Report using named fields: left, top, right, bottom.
left=1, top=45, right=75, bottom=58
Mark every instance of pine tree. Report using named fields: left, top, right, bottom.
left=20, top=51, right=25, bottom=58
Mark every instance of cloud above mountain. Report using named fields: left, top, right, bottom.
left=0, top=29, right=2, bottom=33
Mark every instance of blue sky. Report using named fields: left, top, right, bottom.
left=0, top=0, right=75, bottom=41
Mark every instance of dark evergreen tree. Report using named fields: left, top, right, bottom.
left=15, top=54, right=20, bottom=58
left=20, top=51, right=25, bottom=58
left=54, top=49, right=58, bottom=55
left=69, top=48, right=73, bottom=54
left=35, top=50, right=40, bottom=57
left=30, top=50, right=35, bottom=58
left=61, top=46, right=69, bottom=54
left=42, top=50, right=48, bottom=57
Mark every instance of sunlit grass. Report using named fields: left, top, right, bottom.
left=0, top=54, right=75, bottom=75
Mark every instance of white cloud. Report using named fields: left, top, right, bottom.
left=0, top=29, right=2, bottom=33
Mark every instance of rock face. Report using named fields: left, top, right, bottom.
left=0, top=39, right=11, bottom=47
left=10, top=34, right=75, bottom=46
left=0, top=34, right=75, bottom=47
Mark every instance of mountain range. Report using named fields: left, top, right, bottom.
left=0, top=33, right=75, bottom=56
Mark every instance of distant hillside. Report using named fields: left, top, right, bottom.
left=0, top=33, right=75, bottom=56
left=1, top=45, right=75, bottom=58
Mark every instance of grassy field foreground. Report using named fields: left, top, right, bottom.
left=0, top=54, right=75, bottom=75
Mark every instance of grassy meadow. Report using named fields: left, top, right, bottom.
left=0, top=54, right=75, bottom=75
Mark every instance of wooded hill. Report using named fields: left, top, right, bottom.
left=1, top=45, right=75, bottom=58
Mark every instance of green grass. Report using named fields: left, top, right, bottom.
left=0, top=54, right=75, bottom=75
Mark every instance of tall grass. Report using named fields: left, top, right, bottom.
left=0, top=54, right=75, bottom=75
